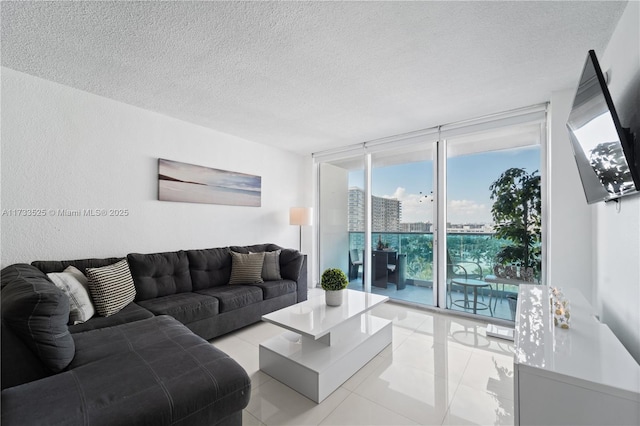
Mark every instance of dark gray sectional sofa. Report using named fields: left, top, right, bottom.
left=1, top=243, right=307, bottom=426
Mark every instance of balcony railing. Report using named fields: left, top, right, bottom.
left=349, top=231, right=516, bottom=285
left=349, top=231, right=533, bottom=320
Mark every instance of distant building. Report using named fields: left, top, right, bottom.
left=400, top=222, right=432, bottom=233
left=446, top=223, right=494, bottom=233
left=348, top=187, right=401, bottom=232
left=349, top=188, right=494, bottom=237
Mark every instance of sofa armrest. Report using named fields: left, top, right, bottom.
left=279, top=249, right=307, bottom=302
left=297, top=255, right=308, bottom=302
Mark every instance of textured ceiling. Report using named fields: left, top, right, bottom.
left=1, top=1, right=628, bottom=156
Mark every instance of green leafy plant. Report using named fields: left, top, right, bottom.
left=320, top=268, right=349, bottom=291
left=489, top=168, right=541, bottom=273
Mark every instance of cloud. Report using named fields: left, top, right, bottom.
left=448, top=199, right=490, bottom=223
left=377, top=188, right=491, bottom=224
left=382, top=187, right=433, bottom=223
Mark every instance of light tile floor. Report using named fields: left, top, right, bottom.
left=211, top=290, right=515, bottom=426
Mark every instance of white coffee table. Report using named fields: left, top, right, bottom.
left=259, top=289, right=391, bottom=403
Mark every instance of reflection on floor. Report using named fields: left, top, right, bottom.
left=347, top=279, right=516, bottom=321
left=213, top=288, right=515, bottom=426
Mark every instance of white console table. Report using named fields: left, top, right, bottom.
left=514, top=285, right=640, bottom=425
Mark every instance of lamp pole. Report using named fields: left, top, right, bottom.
left=289, top=207, right=312, bottom=252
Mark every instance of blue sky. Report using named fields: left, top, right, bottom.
left=349, top=146, right=540, bottom=224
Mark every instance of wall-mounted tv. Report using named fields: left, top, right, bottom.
left=566, top=50, right=639, bottom=204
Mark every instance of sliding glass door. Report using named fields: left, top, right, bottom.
left=315, top=105, right=546, bottom=320
left=444, top=124, right=542, bottom=320
left=368, top=146, right=435, bottom=305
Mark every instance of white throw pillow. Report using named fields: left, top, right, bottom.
left=47, top=266, right=95, bottom=324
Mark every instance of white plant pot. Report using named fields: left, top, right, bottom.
left=325, top=289, right=344, bottom=306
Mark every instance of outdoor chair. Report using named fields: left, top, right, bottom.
left=446, top=251, right=485, bottom=307
left=348, top=249, right=363, bottom=281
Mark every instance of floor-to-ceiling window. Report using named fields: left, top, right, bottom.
left=444, top=124, right=542, bottom=321
left=368, top=146, right=436, bottom=305
left=342, top=144, right=437, bottom=305
left=315, top=105, right=546, bottom=321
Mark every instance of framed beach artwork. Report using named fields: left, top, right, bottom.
left=158, top=159, right=261, bottom=207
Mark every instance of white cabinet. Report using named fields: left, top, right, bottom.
left=514, top=285, right=640, bottom=425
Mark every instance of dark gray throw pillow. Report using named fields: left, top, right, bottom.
left=1, top=267, right=75, bottom=373
left=262, top=249, right=282, bottom=280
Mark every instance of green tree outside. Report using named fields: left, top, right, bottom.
left=489, top=167, right=542, bottom=274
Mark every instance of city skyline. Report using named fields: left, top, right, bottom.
left=349, top=146, right=540, bottom=224
left=348, top=187, right=495, bottom=234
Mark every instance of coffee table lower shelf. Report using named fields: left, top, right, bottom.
left=259, top=313, right=392, bottom=403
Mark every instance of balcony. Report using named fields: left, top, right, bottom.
left=348, top=232, right=529, bottom=321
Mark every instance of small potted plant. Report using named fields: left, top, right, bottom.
left=321, top=268, right=348, bottom=306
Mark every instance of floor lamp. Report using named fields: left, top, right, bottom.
left=289, top=207, right=312, bottom=252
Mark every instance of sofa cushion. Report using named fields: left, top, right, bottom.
left=262, top=249, right=282, bottom=280
left=128, top=251, right=193, bottom=301
left=137, top=293, right=219, bottom=324
left=47, top=266, right=95, bottom=324
left=196, top=285, right=263, bottom=313
left=229, top=243, right=281, bottom=254
left=229, top=251, right=265, bottom=285
left=1, top=316, right=251, bottom=426
left=68, top=302, right=154, bottom=334
left=251, top=279, right=298, bottom=300
left=0, top=264, right=75, bottom=373
left=32, top=257, right=124, bottom=275
left=86, top=260, right=137, bottom=317
left=186, top=247, right=232, bottom=290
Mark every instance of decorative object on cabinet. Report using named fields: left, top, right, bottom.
left=550, top=287, right=571, bottom=329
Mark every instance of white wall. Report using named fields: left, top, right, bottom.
left=595, top=1, right=640, bottom=362
left=1, top=68, right=312, bottom=267
left=547, top=89, right=594, bottom=299
left=544, top=1, right=639, bottom=362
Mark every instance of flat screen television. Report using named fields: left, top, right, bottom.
left=566, top=50, right=639, bottom=204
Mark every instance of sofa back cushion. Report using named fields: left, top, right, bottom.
left=0, top=264, right=75, bottom=376
left=229, top=243, right=281, bottom=255
left=32, top=257, right=124, bottom=274
left=186, top=247, right=232, bottom=290
left=127, top=251, right=192, bottom=301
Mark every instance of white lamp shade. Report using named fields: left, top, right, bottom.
left=289, top=207, right=312, bottom=226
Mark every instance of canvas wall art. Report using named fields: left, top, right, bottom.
left=158, top=159, right=261, bottom=207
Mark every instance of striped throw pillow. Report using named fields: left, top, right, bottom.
left=86, top=260, right=136, bottom=317
left=229, top=251, right=265, bottom=285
